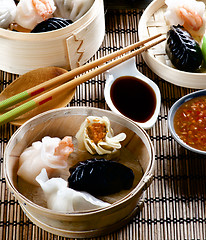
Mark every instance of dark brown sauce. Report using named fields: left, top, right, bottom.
left=110, top=76, right=156, bottom=123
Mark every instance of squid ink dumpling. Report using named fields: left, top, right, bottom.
left=68, top=158, right=134, bottom=196
left=31, top=17, right=72, bottom=33
left=166, top=25, right=203, bottom=72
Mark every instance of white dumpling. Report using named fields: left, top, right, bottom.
left=76, top=116, right=126, bottom=155
left=54, top=0, right=94, bottom=22
left=165, top=0, right=206, bottom=39
left=15, top=0, right=56, bottom=30
left=36, top=168, right=110, bottom=212
left=0, top=0, right=17, bottom=29
left=17, top=136, right=74, bottom=185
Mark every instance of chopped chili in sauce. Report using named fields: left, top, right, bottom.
left=174, top=95, right=206, bottom=151
left=87, top=123, right=107, bottom=144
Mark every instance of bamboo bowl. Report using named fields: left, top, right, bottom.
left=0, top=0, right=105, bottom=75
left=4, top=107, right=155, bottom=238
left=138, top=0, right=206, bottom=89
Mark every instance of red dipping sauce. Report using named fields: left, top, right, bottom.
left=174, top=95, right=206, bottom=151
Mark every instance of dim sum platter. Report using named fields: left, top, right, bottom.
left=4, top=107, right=155, bottom=238
left=138, top=0, right=206, bottom=89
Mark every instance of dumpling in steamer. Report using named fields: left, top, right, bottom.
left=53, top=0, right=94, bottom=22
left=31, top=17, right=72, bottom=32
left=0, top=0, right=17, bottom=29
left=164, top=0, right=206, bottom=40
left=76, top=116, right=126, bottom=155
left=17, top=136, right=74, bottom=185
left=68, top=158, right=135, bottom=196
left=15, top=0, right=56, bottom=30
left=36, top=168, right=110, bottom=212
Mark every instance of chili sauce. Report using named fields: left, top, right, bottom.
left=174, top=95, right=206, bottom=151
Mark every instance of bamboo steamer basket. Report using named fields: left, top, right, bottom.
left=138, top=0, right=206, bottom=89
left=4, top=107, right=155, bottom=238
left=0, top=0, right=105, bottom=75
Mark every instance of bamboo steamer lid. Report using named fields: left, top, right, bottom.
left=0, top=0, right=105, bottom=75
left=4, top=107, right=155, bottom=238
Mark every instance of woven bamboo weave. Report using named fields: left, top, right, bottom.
left=0, top=9, right=206, bottom=240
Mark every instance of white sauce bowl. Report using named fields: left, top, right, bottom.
left=104, top=57, right=161, bottom=130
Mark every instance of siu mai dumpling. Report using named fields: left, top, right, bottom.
left=76, top=116, right=126, bottom=155
left=36, top=168, right=110, bottom=212
left=17, top=136, right=74, bottom=185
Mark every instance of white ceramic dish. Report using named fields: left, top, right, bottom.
left=4, top=107, right=155, bottom=238
left=168, top=90, right=206, bottom=154
left=138, top=0, right=206, bottom=89
left=104, top=57, right=161, bottom=129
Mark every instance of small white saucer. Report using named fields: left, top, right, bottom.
left=104, top=57, right=161, bottom=130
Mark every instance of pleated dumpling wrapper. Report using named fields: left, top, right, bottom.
left=0, top=0, right=16, bottom=29
left=15, top=0, right=56, bottom=30
left=54, top=0, right=94, bottom=22
left=76, top=116, right=126, bottom=155
left=164, top=0, right=206, bottom=41
left=36, top=168, right=110, bottom=212
left=17, top=136, right=74, bottom=185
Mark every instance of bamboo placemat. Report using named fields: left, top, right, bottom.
left=0, top=9, right=206, bottom=240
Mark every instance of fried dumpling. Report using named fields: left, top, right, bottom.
left=36, top=168, right=110, bottom=212
left=75, top=116, right=126, bottom=155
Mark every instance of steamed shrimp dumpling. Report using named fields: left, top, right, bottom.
left=15, top=0, right=56, bottom=30
left=17, top=136, right=74, bottom=185
left=0, top=0, right=17, bottom=29
left=76, top=116, right=126, bottom=155
left=36, top=168, right=110, bottom=212
left=54, top=0, right=94, bottom=22
left=165, top=0, right=206, bottom=40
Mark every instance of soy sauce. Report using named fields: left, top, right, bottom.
left=110, top=76, right=156, bottom=123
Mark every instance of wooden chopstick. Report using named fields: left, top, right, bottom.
left=0, top=35, right=166, bottom=126
left=0, top=33, right=162, bottom=112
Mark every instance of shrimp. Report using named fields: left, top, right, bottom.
left=178, top=7, right=203, bottom=31
left=165, top=0, right=206, bottom=40
left=54, top=136, right=74, bottom=157
left=15, top=0, right=56, bottom=30
left=32, top=0, right=54, bottom=20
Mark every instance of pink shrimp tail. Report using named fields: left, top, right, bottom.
left=179, top=7, right=203, bottom=31
left=32, top=0, right=54, bottom=20
left=54, top=136, right=74, bottom=157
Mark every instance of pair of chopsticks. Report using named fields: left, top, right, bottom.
left=0, top=33, right=166, bottom=126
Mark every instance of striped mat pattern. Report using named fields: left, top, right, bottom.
left=0, top=9, right=206, bottom=240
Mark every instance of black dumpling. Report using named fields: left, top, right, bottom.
left=166, top=25, right=203, bottom=72
left=31, top=17, right=72, bottom=33
left=68, top=158, right=134, bottom=196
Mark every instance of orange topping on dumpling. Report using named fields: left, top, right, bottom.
left=54, top=136, right=74, bottom=157
left=87, top=123, right=107, bottom=144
